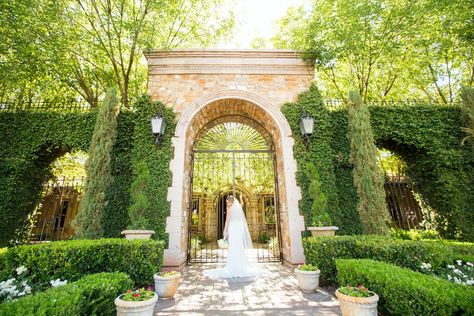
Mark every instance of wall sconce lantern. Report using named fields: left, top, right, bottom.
left=298, top=111, right=315, bottom=147
left=151, top=112, right=166, bottom=147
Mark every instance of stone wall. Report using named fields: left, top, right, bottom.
left=146, top=49, right=314, bottom=113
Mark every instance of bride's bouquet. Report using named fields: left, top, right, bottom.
left=217, top=238, right=228, bottom=249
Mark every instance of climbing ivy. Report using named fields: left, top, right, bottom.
left=131, top=96, right=176, bottom=244
left=281, top=85, right=360, bottom=235
left=282, top=86, right=474, bottom=241
left=284, top=87, right=474, bottom=241
left=369, top=105, right=474, bottom=241
left=0, top=96, right=176, bottom=246
left=1, top=88, right=472, bottom=245
left=0, top=110, right=96, bottom=246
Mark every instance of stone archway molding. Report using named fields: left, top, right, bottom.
left=165, top=89, right=305, bottom=267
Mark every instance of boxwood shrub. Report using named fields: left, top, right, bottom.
left=304, top=235, right=474, bottom=285
left=0, top=272, right=132, bottom=316
left=1, top=238, right=164, bottom=286
left=336, top=259, right=474, bottom=315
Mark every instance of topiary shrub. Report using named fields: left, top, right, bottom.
left=0, top=272, right=132, bottom=316
left=304, top=235, right=474, bottom=285
left=0, top=238, right=163, bottom=287
left=127, top=160, right=151, bottom=230
left=336, top=259, right=474, bottom=315
left=305, top=162, right=331, bottom=226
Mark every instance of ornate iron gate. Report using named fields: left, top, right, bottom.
left=187, top=123, right=282, bottom=264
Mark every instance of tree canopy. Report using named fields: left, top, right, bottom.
left=273, top=0, right=473, bottom=102
left=0, top=0, right=234, bottom=106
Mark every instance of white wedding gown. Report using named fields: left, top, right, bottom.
left=203, top=200, right=261, bottom=279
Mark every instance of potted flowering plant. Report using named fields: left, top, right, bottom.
left=305, top=163, right=339, bottom=237
left=153, top=270, right=180, bottom=299
left=294, top=264, right=321, bottom=293
left=114, top=287, right=158, bottom=316
left=335, top=285, right=379, bottom=316
left=121, top=161, right=155, bottom=240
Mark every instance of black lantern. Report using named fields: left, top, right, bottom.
left=151, top=113, right=166, bottom=147
left=298, top=111, right=314, bottom=146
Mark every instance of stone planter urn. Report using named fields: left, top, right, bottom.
left=307, top=226, right=339, bottom=237
left=121, top=230, right=155, bottom=240
left=294, top=267, right=320, bottom=293
left=335, top=289, right=379, bottom=316
left=154, top=272, right=180, bottom=299
left=115, top=293, right=158, bottom=316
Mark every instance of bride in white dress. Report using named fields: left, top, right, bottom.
left=203, top=195, right=261, bottom=279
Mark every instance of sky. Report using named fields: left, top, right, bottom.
left=219, top=0, right=306, bottom=48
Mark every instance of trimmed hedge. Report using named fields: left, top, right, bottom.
left=336, top=259, right=474, bottom=315
left=304, top=235, right=474, bottom=285
left=0, top=272, right=132, bottom=316
left=1, top=239, right=164, bottom=286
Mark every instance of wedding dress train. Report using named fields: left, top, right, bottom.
left=203, top=199, right=262, bottom=279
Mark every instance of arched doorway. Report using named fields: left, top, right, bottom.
left=187, top=121, right=282, bottom=263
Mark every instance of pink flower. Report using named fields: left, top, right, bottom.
left=133, top=293, right=140, bottom=298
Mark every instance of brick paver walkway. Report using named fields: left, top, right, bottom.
left=154, top=263, right=341, bottom=315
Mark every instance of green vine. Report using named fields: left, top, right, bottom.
left=0, top=95, right=176, bottom=246
left=284, top=86, right=474, bottom=241
left=0, top=88, right=472, bottom=245
left=282, top=85, right=352, bottom=234
left=131, top=96, right=176, bottom=244
left=0, top=110, right=95, bottom=246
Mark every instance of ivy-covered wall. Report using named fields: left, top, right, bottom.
left=1, top=89, right=472, bottom=245
left=0, top=97, right=176, bottom=247
left=370, top=106, right=474, bottom=241
left=282, top=86, right=363, bottom=235
left=283, top=85, right=474, bottom=241
left=0, top=111, right=96, bottom=246
left=130, top=96, right=176, bottom=244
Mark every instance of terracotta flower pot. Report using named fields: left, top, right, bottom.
left=335, top=289, right=379, bottom=316
left=121, top=230, right=155, bottom=240
left=295, top=268, right=321, bottom=293
left=153, top=272, right=180, bottom=299
left=307, top=226, right=339, bottom=237
left=115, top=293, right=158, bottom=316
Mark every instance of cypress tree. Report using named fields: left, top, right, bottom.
left=347, top=91, right=390, bottom=235
left=73, top=88, right=120, bottom=238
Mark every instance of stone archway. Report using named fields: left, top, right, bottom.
left=145, top=49, right=314, bottom=267
left=165, top=93, right=304, bottom=267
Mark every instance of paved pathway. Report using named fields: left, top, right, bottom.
left=154, top=263, right=341, bottom=315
